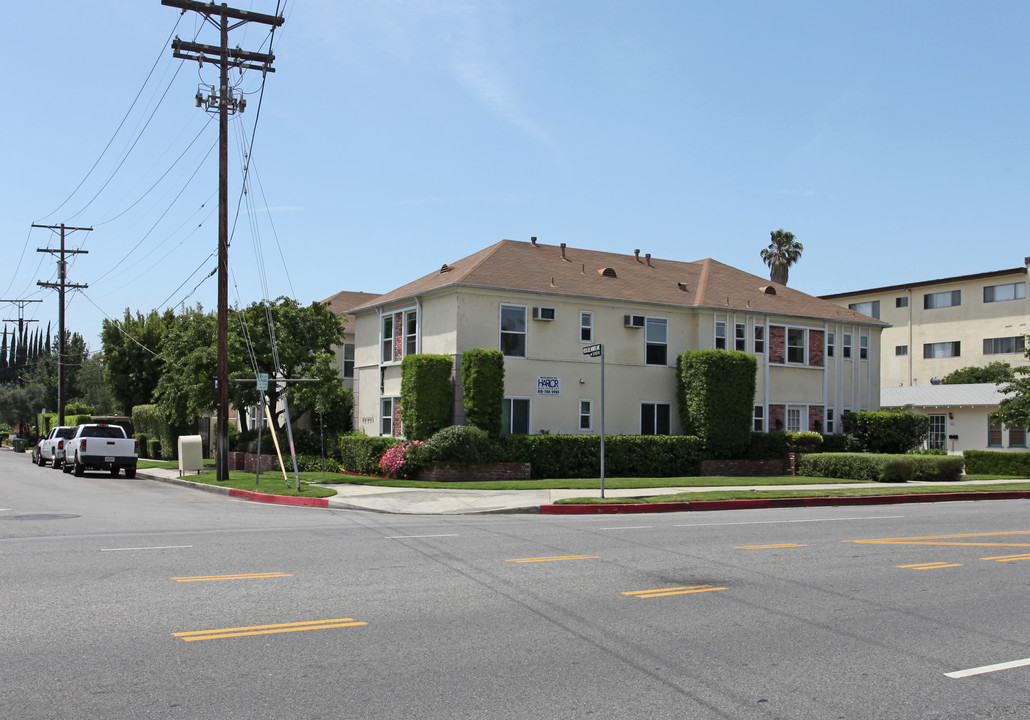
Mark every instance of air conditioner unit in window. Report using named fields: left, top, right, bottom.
left=532, top=307, right=556, bottom=321
left=624, top=314, right=645, bottom=328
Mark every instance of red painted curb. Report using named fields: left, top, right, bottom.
left=228, top=488, right=330, bottom=508
left=539, top=491, right=1030, bottom=515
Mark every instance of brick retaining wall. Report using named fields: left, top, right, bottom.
left=418, top=462, right=531, bottom=483
left=700, top=457, right=790, bottom=477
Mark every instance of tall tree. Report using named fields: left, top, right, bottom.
left=760, top=229, right=804, bottom=285
left=102, top=308, right=175, bottom=414
left=993, top=341, right=1030, bottom=430
left=942, top=362, right=1016, bottom=385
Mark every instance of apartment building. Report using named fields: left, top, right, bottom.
left=821, top=259, right=1029, bottom=388
left=344, top=239, right=885, bottom=438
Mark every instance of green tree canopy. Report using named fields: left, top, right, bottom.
left=101, top=308, right=175, bottom=414
left=941, top=361, right=1016, bottom=385
left=760, top=229, right=804, bottom=285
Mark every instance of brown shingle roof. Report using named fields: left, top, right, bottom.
left=347, top=239, right=884, bottom=325
left=322, top=290, right=382, bottom=329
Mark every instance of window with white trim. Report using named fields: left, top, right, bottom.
left=786, top=406, right=803, bottom=433
left=646, top=317, right=668, bottom=366
left=896, top=296, right=909, bottom=308
left=579, top=311, right=593, bottom=343
left=787, top=328, right=806, bottom=364
left=842, top=333, right=852, bottom=359
left=405, top=310, right=417, bottom=357
left=381, top=397, right=397, bottom=436
left=641, top=403, right=671, bottom=435
left=924, top=290, right=961, bottom=309
left=984, top=282, right=1025, bottom=303
left=502, top=397, right=530, bottom=435
left=754, top=326, right=765, bottom=354
left=827, top=332, right=835, bottom=358
left=715, top=321, right=727, bottom=350
left=735, top=322, right=747, bottom=351
left=753, top=405, right=764, bottom=432
left=848, top=300, right=880, bottom=319
left=500, top=304, right=527, bottom=357
left=381, top=315, right=394, bottom=363
left=826, top=408, right=835, bottom=434
left=928, top=414, right=947, bottom=450
left=895, top=345, right=908, bottom=356
left=579, top=399, right=593, bottom=432
left=859, top=334, right=869, bottom=360
left=341, top=342, right=355, bottom=379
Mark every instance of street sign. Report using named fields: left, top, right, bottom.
left=256, top=373, right=269, bottom=391
left=582, top=344, right=602, bottom=357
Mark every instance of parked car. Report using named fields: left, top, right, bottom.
left=37, top=426, right=78, bottom=469
left=32, top=438, right=44, bottom=465
left=61, top=424, right=138, bottom=478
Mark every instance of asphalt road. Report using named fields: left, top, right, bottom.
left=3, top=448, right=1030, bottom=719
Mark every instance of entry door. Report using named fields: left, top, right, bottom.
left=927, top=414, right=947, bottom=450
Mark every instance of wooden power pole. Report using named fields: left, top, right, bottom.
left=161, top=0, right=283, bottom=481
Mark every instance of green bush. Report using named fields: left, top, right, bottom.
left=820, top=433, right=859, bottom=453
left=295, top=454, right=341, bottom=473
left=798, top=452, right=963, bottom=483
left=148, top=439, right=162, bottom=460
left=841, top=411, right=930, bottom=454
left=400, top=354, right=454, bottom=441
left=496, top=434, right=704, bottom=479
left=963, top=450, right=1030, bottom=477
left=337, top=434, right=402, bottom=475
left=419, top=425, right=491, bottom=465
left=136, top=433, right=149, bottom=459
left=744, top=432, right=790, bottom=460
left=677, top=350, right=756, bottom=458
left=133, top=405, right=176, bottom=460
left=786, top=431, right=823, bottom=453
left=461, top=348, right=505, bottom=437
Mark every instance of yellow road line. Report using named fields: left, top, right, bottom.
left=897, top=562, right=962, bottom=570
left=734, top=544, right=808, bottom=550
left=850, top=531, right=1030, bottom=548
left=623, top=585, right=727, bottom=598
left=507, top=555, right=600, bottom=563
left=172, top=572, right=292, bottom=582
left=982, top=554, right=1030, bottom=562
left=173, top=618, right=366, bottom=642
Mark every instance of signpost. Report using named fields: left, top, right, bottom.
left=582, top=343, right=605, bottom=498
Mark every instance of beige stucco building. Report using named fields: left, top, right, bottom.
left=323, top=290, right=382, bottom=392
left=346, top=239, right=886, bottom=438
left=822, top=259, right=1029, bottom=388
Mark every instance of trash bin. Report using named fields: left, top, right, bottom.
left=12, top=438, right=26, bottom=453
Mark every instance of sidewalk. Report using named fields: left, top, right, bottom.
left=135, top=466, right=1030, bottom=515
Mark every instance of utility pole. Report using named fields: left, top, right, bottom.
left=162, top=0, right=283, bottom=481
left=34, top=223, right=90, bottom=426
left=1, top=298, right=42, bottom=384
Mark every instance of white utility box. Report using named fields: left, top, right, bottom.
left=177, top=435, right=204, bottom=475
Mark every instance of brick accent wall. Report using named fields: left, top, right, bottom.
left=808, top=329, right=825, bottom=367
left=418, top=462, right=531, bottom=482
left=769, top=325, right=786, bottom=364
left=229, top=451, right=281, bottom=472
left=808, top=405, right=825, bottom=433
left=392, top=398, right=402, bottom=437
left=392, top=312, right=403, bottom=361
left=768, top=404, right=786, bottom=432
left=701, top=458, right=790, bottom=476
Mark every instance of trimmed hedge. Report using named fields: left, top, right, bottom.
left=400, top=354, right=454, bottom=441
left=495, top=434, right=704, bottom=479
left=461, top=348, right=505, bottom=437
left=677, top=350, right=756, bottom=458
left=798, top=452, right=964, bottom=483
left=133, top=404, right=176, bottom=460
left=337, top=435, right=401, bottom=475
left=841, top=411, right=930, bottom=454
left=963, top=450, right=1030, bottom=477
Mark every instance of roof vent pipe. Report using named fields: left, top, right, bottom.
left=634, top=249, right=641, bottom=262
left=645, top=253, right=652, bottom=267
left=560, top=243, right=567, bottom=260
left=531, top=236, right=537, bottom=246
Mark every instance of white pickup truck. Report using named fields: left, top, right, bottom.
left=61, top=424, right=138, bottom=478
left=36, top=426, right=78, bottom=469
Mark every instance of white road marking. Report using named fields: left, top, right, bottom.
left=601, top=526, right=653, bottom=530
left=101, top=545, right=193, bottom=552
left=946, top=657, right=1030, bottom=679
left=384, top=534, right=460, bottom=539
left=675, top=516, right=905, bottom=528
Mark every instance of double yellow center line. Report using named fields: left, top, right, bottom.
left=623, top=585, right=726, bottom=599
left=172, top=572, right=292, bottom=582
left=174, top=618, right=367, bottom=642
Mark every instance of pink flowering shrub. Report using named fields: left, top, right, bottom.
left=378, top=440, right=423, bottom=479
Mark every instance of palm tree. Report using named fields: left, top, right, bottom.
left=760, top=229, right=803, bottom=285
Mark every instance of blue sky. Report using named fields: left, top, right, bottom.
left=3, top=1, right=1028, bottom=353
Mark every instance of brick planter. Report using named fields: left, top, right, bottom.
left=229, top=451, right=281, bottom=472
left=417, top=462, right=531, bottom=483
left=700, top=457, right=790, bottom=477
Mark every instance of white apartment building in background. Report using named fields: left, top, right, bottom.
left=821, top=258, right=1029, bottom=388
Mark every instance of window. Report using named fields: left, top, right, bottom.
left=753, top=405, right=764, bottom=432
left=988, top=421, right=1003, bottom=447
left=896, top=296, right=909, bottom=308
left=786, top=406, right=803, bottom=433
left=924, top=290, right=961, bottom=309
left=381, top=397, right=396, bottom=436
left=826, top=408, right=835, bottom=434
left=580, top=311, right=593, bottom=343
left=895, top=345, right=908, bottom=356
left=381, top=315, right=394, bottom=363
left=342, top=342, right=355, bottom=379
left=405, top=310, right=417, bottom=357
left=735, top=322, right=747, bottom=351
left=641, top=403, right=671, bottom=435
left=1010, top=426, right=1027, bottom=448
left=754, top=326, right=765, bottom=354
left=928, top=414, right=947, bottom=450
left=787, top=328, right=806, bottom=364
left=500, top=305, right=527, bottom=357
left=827, top=332, right=835, bottom=358
left=848, top=300, right=880, bottom=319
left=579, top=400, right=593, bottom=432
left=715, top=321, right=727, bottom=350
left=923, top=341, right=961, bottom=358
left=501, top=398, right=530, bottom=435
left=983, top=336, right=1026, bottom=355
left=646, top=317, right=668, bottom=365
left=842, top=333, right=852, bottom=359
left=984, top=282, right=1025, bottom=303
left=859, top=335, right=869, bottom=360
